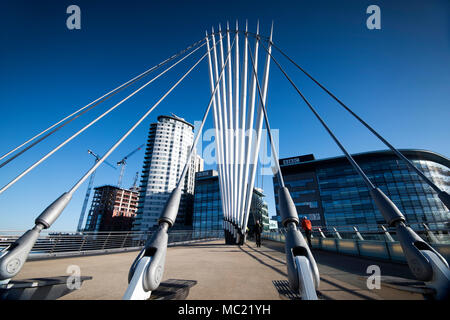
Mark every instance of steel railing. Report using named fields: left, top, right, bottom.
left=262, top=221, right=450, bottom=263
left=264, top=221, right=450, bottom=242
left=0, top=229, right=224, bottom=260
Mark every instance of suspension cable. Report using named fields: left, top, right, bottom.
left=263, top=44, right=376, bottom=190
left=240, top=23, right=261, bottom=231
left=247, top=40, right=284, bottom=188
left=262, top=40, right=446, bottom=197
left=206, top=30, right=229, bottom=224
left=69, top=40, right=219, bottom=194
left=178, top=34, right=235, bottom=186
left=0, top=39, right=209, bottom=195
left=0, top=38, right=206, bottom=167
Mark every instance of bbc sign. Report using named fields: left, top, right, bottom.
left=282, top=154, right=315, bottom=166
left=283, top=158, right=301, bottom=166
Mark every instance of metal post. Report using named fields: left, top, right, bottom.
left=102, top=232, right=111, bottom=250
left=318, top=227, right=326, bottom=238
left=423, top=223, right=440, bottom=244
left=333, top=227, right=342, bottom=240
left=49, top=233, right=59, bottom=254
left=353, top=226, right=364, bottom=241
left=381, top=225, right=395, bottom=242
left=79, top=234, right=87, bottom=251
left=121, top=232, right=130, bottom=248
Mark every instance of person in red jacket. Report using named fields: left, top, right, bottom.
left=301, top=216, right=312, bottom=249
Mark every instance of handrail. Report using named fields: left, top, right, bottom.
left=0, top=230, right=224, bottom=258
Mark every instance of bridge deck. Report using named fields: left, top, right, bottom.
left=15, top=239, right=423, bottom=300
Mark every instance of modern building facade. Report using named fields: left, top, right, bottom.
left=192, top=170, right=223, bottom=233
left=84, top=185, right=139, bottom=232
left=247, top=187, right=270, bottom=233
left=193, top=170, right=270, bottom=234
left=133, top=115, right=204, bottom=231
left=273, top=150, right=450, bottom=230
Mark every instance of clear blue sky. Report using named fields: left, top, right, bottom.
left=0, top=0, right=449, bottom=231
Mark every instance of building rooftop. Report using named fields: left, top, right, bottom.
left=94, top=185, right=139, bottom=194
left=279, top=149, right=450, bottom=170
left=253, top=187, right=265, bottom=196
left=195, top=170, right=218, bottom=180
left=157, top=114, right=194, bottom=129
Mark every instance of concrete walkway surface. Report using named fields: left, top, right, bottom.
left=15, top=239, right=423, bottom=300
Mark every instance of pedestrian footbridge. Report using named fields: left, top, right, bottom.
left=2, top=235, right=444, bottom=300
left=0, top=21, right=449, bottom=301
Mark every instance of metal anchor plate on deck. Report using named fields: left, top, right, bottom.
left=149, top=279, right=197, bottom=300
left=0, top=275, right=92, bottom=300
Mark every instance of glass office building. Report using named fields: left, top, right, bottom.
left=273, top=150, right=450, bottom=231
left=193, top=170, right=270, bottom=234
left=192, top=170, right=223, bottom=233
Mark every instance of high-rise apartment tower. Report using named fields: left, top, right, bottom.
left=133, top=115, right=203, bottom=231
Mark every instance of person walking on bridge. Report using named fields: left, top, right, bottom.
left=254, top=220, right=263, bottom=247
left=301, top=216, right=312, bottom=249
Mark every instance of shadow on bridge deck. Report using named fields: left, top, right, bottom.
left=258, top=240, right=423, bottom=300
left=14, top=239, right=423, bottom=300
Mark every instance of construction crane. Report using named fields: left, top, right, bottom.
left=76, top=149, right=117, bottom=232
left=131, top=171, right=139, bottom=191
left=117, top=144, right=144, bottom=188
